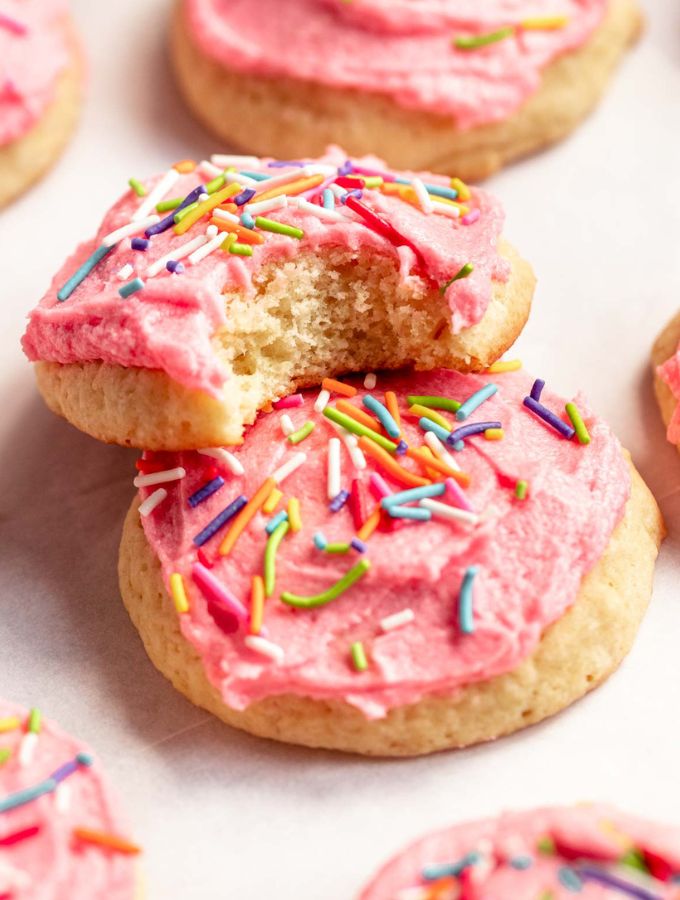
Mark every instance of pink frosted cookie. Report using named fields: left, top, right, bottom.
left=652, top=312, right=680, bottom=455
left=170, top=0, right=642, bottom=180
left=0, top=1, right=83, bottom=207
left=359, top=804, right=680, bottom=899
left=117, top=367, right=663, bottom=756
left=0, top=700, right=140, bottom=898
left=22, top=149, right=534, bottom=451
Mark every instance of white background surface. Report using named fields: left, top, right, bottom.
left=1, top=2, right=680, bottom=897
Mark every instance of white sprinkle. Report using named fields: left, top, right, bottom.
left=132, top=168, right=180, bottom=222
left=327, top=437, right=341, bottom=500
left=206, top=224, right=218, bottom=238
left=102, top=215, right=160, bottom=247
left=198, top=447, right=244, bottom=476
left=314, top=389, right=330, bottom=413
left=198, top=159, right=223, bottom=178
left=303, top=164, right=337, bottom=177
left=147, top=234, right=208, bottom=277
left=116, top=263, right=134, bottom=281
left=244, top=634, right=285, bottom=664
left=211, top=154, right=260, bottom=168
left=226, top=172, right=259, bottom=188
left=213, top=207, right=240, bottom=225
left=54, top=782, right=71, bottom=814
left=328, top=183, right=347, bottom=200
left=280, top=414, right=295, bottom=437
left=246, top=195, right=288, bottom=217
left=272, top=452, right=306, bottom=485
left=380, top=608, right=415, bottom=633
left=250, top=165, right=323, bottom=197
left=411, top=177, right=434, bottom=214
left=419, top=498, right=479, bottom=526
left=187, top=231, right=225, bottom=265
left=363, top=373, right=377, bottom=390
left=327, top=422, right=366, bottom=470
left=423, top=430, right=461, bottom=471
left=18, top=732, right=38, bottom=767
left=291, top=197, right=345, bottom=222
left=138, top=488, right=168, bottom=517
left=432, top=200, right=460, bottom=218
left=133, top=466, right=186, bottom=488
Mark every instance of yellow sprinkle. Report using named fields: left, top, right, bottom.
left=484, top=428, right=505, bottom=441
left=220, top=232, right=237, bottom=252
left=418, top=445, right=443, bottom=480
left=521, top=15, right=568, bottom=29
left=169, top=573, right=189, bottom=614
left=486, top=359, right=522, bottom=373
left=263, top=487, right=283, bottom=515
left=450, top=177, right=471, bottom=202
left=250, top=575, right=265, bottom=634
left=287, top=497, right=302, bottom=533
left=0, top=717, right=21, bottom=734
left=409, top=404, right=453, bottom=431
left=174, top=182, right=240, bottom=235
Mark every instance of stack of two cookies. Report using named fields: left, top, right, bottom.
left=22, top=149, right=663, bottom=757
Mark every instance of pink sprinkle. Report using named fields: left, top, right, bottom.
left=445, top=477, right=475, bottom=512
left=273, top=394, right=304, bottom=410
left=351, top=165, right=397, bottom=183
left=0, top=13, right=28, bottom=35
left=462, top=209, right=481, bottom=226
left=368, top=472, right=391, bottom=500
left=300, top=175, right=334, bottom=201
left=191, top=563, right=248, bottom=622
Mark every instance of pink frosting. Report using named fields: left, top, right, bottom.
left=360, top=805, right=680, bottom=899
left=657, top=352, right=680, bottom=446
left=0, top=700, right=137, bottom=899
left=137, top=368, right=629, bottom=718
left=184, top=0, right=606, bottom=128
left=22, top=149, right=509, bottom=398
left=0, top=0, right=70, bottom=146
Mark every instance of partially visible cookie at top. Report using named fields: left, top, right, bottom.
left=652, top=310, right=680, bottom=456
left=22, top=149, right=535, bottom=450
left=359, top=804, right=680, bottom=899
left=171, top=0, right=642, bottom=181
left=0, top=1, right=84, bottom=208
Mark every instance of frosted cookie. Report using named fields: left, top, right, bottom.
left=359, top=804, right=680, bottom=899
left=170, top=0, right=642, bottom=181
left=0, top=1, right=83, bottom=208
left=652, top=311, right=680, bottom=456
left=0, top=699, right=140, bottom=898
left=118, top=367, right=663, bottom=756
left=22, top=150, right=534, bottom=450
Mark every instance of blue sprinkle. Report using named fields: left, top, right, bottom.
left=456, top=384, right=498, bottom=421
left=57, top=244, right=116, bottom=301
left=363, top=394, right=401, bottom=438
left=237, top=170, right=271, bottom=181
left=313, top=531, right=328, bottom=550
left=510, top=856, right=533, bottom=870
left=188, top=476, right=225, bottom=508
left=131, top=237, right=150, bottom=251
left=458, top=565, right=478, bottom=634
left=387, top=505, right=431, bottom=521
left=422, top=852, right=480, bottom=882
left=557, top=867, right=583, bottom=892
left=322, top=189, right=335, bottom=210
left=395, top=440, right=408, bottom=456
left=118, top=277, right=145, bottom=299
left=166, top=260, right=185, bottom=274
left=418, top=417, right=451, bottom=443
left=265, top=510, right=288, bottom=535
left=234, top=188, right=256, bottom=206
left=192, top=495, right=247, bottom=546
left=350, top=538, right=367, bottom=554
left=240, top=212, right=255, bottom=229
left=329, top=489, right=350, bottom=512
left=76, top=752, right=93, bottom=767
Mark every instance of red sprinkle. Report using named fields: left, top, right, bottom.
left=348, top=478, right=369, bottom=531
left=345, top=195, right=427, bottom=267
left=0, top=824, right=41, bottom=846
left=197, top=548, right=214, bottom=569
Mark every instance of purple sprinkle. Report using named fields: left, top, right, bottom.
left=523, top=397, right=575, bottom=439
left=146, top=185, right=204, bottom=237
left=166, top=260, right=185, bottom=274
left=193, top=495, right=247, bottom=546
left=447, top=421, right=501, bottom=445
left=49, top=754, right=91, bottom=784
left=131, top=237, right=149, bottom=251
left=234, top=188, right=256, bottom=206
left=577, top=866, right=662, bottom=900
left=188, top=476, right=225, bottom=508
left=530, top=378, right=545, bottom=401
left=329, top=489, right=350, bottom=512
left=340, top=189, right=362, bottom=204
left=268, top=160, right=304, bottom=168
left=337, top=160, right=354, bottom=176
left=395, top=440, right=408, bottom=456
left=350, top=538, right=367, bottom=553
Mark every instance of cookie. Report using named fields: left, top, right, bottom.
left=22, top=150, right=534, bottom=450
left=117, top=367, right=663, bottom=756
left=171, top=0, right=642, bottom=181
left=359, top=804, right=680, bottom=899
left=0, top=3, right=83, bottom=208
left=652, top=310, right=680, bottom=455
left=0, top=699, right=141, bottom=898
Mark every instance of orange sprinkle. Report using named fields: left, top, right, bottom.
left=336, top=399, right=382, bottom=432
left=417, top=445, right=442, bottom=481
left=384, top=391, right=400, bottom=431
left=209, top=218, right=265, bottom=244
left=72, top=828, right=141, bottom=855
left=322, top=378, right=357, bottom=397
left=250, top=575, right=265, bottom=634
left=407, top=447, right=470, bottom=487
left=357, top=507, right=381, bottom=541
left=172, top=159, right=196, bottom=174
left=254, top=174, right=324, bottom=204
left=358, top=438, right=430, bottom=488
left=174, top=182, right=240, bottom=236
left=219, top=478, right=276, bottom=556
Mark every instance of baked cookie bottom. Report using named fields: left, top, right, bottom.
left=170, top=0, right=642, bottom=181
left=32, top=241, right=534, bottom=450
left=118, top=459, right=663, bottom=757
left=652, top=309, right=680, bottom=454
left=0, top=19, right=83, bottom=208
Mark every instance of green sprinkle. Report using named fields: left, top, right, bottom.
left=325, top=542, right=351, bottom=554
left=440, top=263, right=474, bottom=294
left=28, top=708, right=41, bottom=734
left=156, top=197, right=182, bottom=213
left=454, top=27, right=514, bottom=50
left=565, top=402, right=591, bottom=445
left=174, top=201, right=199, bottom=223
left=128, top=177, right=146, bottom=197
left=288, top=421, right=315, bottom=444
left=281, top=559, right=371, bottom=609
left=228, top=242, right=253, bottom=257
left=536, top=836, right=555, bottom=855
left=264, top=520, right=289, bottom=598
left=515, top=480, right=528, bottom=500
left=206, top=174, right=226, bottom=194
left=0, top=748, right=11, bottom=766
left=255, top=216, right=304, bottom=239
left=619, top=848, right=649, bottom=873
left=350, top=641, right=369, bottom=672
left=323, top=407, right=397, bottom=453
left=407, top=395, right=462, bottom=413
